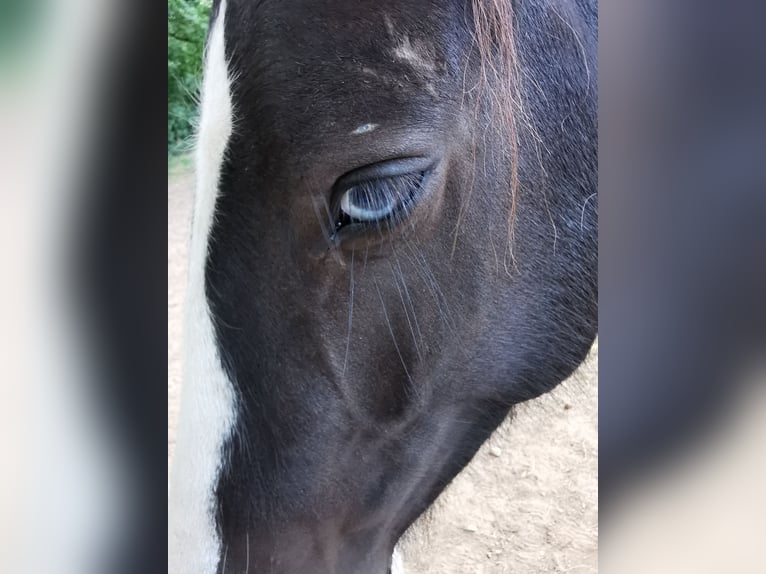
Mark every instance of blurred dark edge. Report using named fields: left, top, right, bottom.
left=75, top=0, right=167, bottom=572
left=599, top=0, right=766, bottom=503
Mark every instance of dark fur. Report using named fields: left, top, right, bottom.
left=204, top=0, right=597, bottom=572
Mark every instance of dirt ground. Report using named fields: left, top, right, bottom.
left=168, top=169, right=598, bottom=573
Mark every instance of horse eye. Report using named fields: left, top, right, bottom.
left=338, top=172, right=424, bottom=225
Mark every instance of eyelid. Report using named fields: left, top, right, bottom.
left=333, top=156, right=435, bottom=191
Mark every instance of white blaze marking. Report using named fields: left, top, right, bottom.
left=168, top=1, right=236, bottom=573
left=393, top=36, right=436, bottom=75
left=382, top=15, right=438, bottom=97
left=351, top=123, right=378, bottom=135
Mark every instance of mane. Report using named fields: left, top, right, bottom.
left=466, top=0, right=524, bottom=271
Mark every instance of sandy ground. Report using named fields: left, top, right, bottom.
left=168, top=169, right=598, bottom=573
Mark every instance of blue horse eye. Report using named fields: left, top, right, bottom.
left=339, top=173, right=423, bottom=223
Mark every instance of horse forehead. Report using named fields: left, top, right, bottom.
left=223, top=0, right=466, bottom=163
left=225, top=0, right=464, bottom=95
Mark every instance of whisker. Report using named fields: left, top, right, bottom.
left=402, top=240, right=460, bottom=337
left=580, top=192, right=597, bottom=232
left=245, top=530, right=250, bottom=574
left=549, top=4, right=591, bottom=95
left=374, top=278, right=412, bottom=384
left=393, top=248, right=426, bottom=355
left=342, top=249, right=355, bottom=378
left=389, top=259, right=423, bottom=364
left=310, top=193, right=335, bottom=249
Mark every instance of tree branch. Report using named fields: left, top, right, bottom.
left=169, top=31, right=197, bottom=45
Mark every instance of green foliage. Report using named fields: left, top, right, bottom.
left=0, top=0, right=43, bottom=79
left=168, top=0, right=211, bottom=155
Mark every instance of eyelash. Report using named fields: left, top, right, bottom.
left=334, top=172, right=426, bottom=232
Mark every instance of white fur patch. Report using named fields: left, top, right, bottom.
left=383, top=14, right=436, bottom=77
left=168, top=2, right=237, bottom=573
left=382, top=14, right=438, bottom=97
left=351, top=123, right=379, bottom=135
left=393, top=36, right=436, bottom=75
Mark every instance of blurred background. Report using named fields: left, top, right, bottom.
left=167, top=0, right=210, bottom=159
left=1, top=0, right=166, bottom=572
left=600, top=1, right=766, bottom=572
